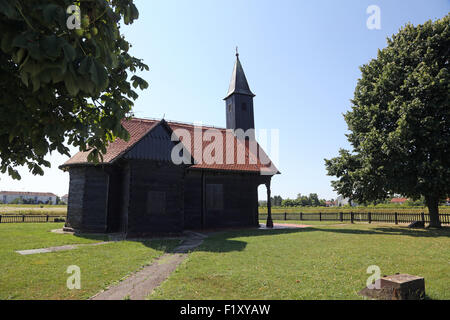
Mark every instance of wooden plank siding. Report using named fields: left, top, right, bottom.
left=126, top=160, right=185, bottom=236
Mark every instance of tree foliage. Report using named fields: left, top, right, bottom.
left=325, top=15, right=450, bottom=227
left=0, top=0, right=148, bottom=179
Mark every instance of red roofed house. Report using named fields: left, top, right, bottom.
left=60, top=54, right=279, bottom=236
left=390, top=197, right=409, bottom=204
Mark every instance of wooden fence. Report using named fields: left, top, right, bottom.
left=259, top=212, right=450, bottom=225
left=0, top=215, right=66, bottom=224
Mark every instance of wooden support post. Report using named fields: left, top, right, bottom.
left=319, top=212, right=322, bottom=221
left=0, top=215, right=2, bottom=224
left=351, top=212, right=354, bottom=224
left=46, top=215, right=49, bottom=222
left=421, top=212, right=425, bottom=224
left=22, top=215, right=25, bottom=222
left=300, top=212, right=303, bottom=221
left=395, top=212, right=398, bottom=225
left=284, top=211, right=287, bottom=221
left=266, top=180, right=273, bottom=228
left=340, top=212, right=343, bottom=222
left=368, top=212, right=372, bottom=224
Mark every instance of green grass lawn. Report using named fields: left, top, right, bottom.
left=0, top=223, right=180, bottom=300
left=2, top=222, right=449, bottom=300
left=150, top=223, right=450, bottom=300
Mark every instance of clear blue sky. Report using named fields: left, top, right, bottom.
left=0, top=0, right=448, bottom=200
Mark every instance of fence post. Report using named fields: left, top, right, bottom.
left=319, top=212, right=322, bottom=221
left=46, top=215, right=49, bottom=222
left=351, top=212, right=354, bottom=224
left=22, top=215, right=25, bottom=222
left=340, top=212, right=343, bottom=222
left=0, top=215, right=2, bottom=224
left=368, top=212, right=372, bottom=224
left=421, top=212, right=425, bottom=224
left=395, top=212, right=398, bottom=225
left=284, top=212, right=287, bottom=221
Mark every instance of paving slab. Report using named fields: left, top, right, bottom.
left=90, top=232, right=206, bottom=300
left=16, top=242, right=110, bottom=255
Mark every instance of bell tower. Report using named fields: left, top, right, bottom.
left=224, top=51, right=255, bottom=133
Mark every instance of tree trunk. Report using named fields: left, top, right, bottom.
left=425, top=195, right=441, bottom=228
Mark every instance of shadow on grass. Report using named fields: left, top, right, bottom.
left=313, top=226, right=450, bottom=238
left=72, top=232, right=112, bottom=242
left=73, top=224, right=450, bottom=255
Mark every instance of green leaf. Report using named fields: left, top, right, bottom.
left=64, top=72, right=79, bottom=96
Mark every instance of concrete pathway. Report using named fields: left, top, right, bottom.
left=16, top=242, right=110, bottom=255
left=90, top=231, right=206, bottom=300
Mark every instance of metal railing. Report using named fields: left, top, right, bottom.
left=0, top=215, right=66, bottom=224
left=258, top=211, right=450, bottom=225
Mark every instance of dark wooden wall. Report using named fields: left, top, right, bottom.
left=184, top=170, right=260, bottom=230
left=66, top=167, right=86, bottom=230
left=126, top=160, right=185, bottom=236
left=66, top=166, right=109, bottom=233
left=105, top=165, right=123, bottom=233
left=183, top=170, right=203, bottom=229
left=80, top=167, right=109, bottom=232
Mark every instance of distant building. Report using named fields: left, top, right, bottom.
left=61, top=194, right=69, bottom=204
left=0, top=191, right=58, bottom=205
left=390, top=197, right=408, bottom=204
left=325, top=201, right=336, bottom=207
left=336, top=195, right=358, bottom=207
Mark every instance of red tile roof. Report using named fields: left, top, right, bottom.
left=390, top=198, right=408, bottom=203
left=62, top=119, right=158, bottom=166
left=61, top=118, right=278, bottom=175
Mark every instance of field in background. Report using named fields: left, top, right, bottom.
left=0, top=205, right=67, bottom=215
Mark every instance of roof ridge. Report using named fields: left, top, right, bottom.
left=129, top=117, right=227, bottom=131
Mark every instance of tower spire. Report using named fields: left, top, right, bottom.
left=224, top=51, right=256, bottom=133
left=224, top=50, right=255, bottom=100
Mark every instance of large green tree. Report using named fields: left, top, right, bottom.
left=0, top=0, right=148, bottom=179
left=325, top=15, right=450, bottom=228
